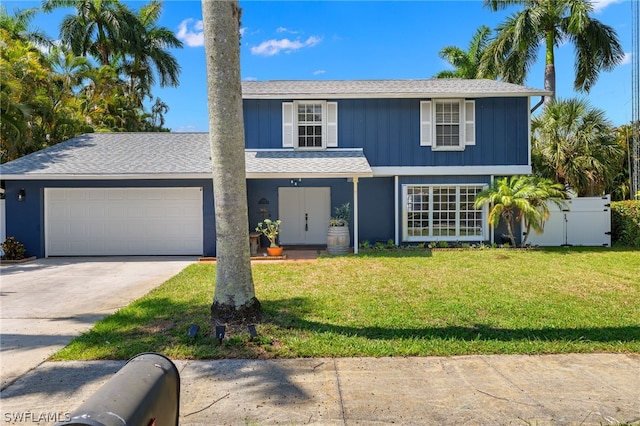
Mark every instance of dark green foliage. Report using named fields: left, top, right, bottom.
left=1, top=236, right=26, bottom=260
left=611, top=201, right=640, bottom=247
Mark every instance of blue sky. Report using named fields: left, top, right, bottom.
left=5, top=0, right=635, bottom=131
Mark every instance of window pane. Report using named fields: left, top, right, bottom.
left=404, top=185, right=484, bottom=240
left=435, top=101, right=461, bottom=147
left=297, top=103, right=324, bottom=148
left=406, top=186, right=429, bottom=237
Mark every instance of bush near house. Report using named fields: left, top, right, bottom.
left=1, top=237, right=26, bottom=260
left=611, top=201, right=640, bottom=247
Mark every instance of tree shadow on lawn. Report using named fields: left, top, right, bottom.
left=55, top=296, right=639, bottom=364
left=263, top=297, right=640, bottom=344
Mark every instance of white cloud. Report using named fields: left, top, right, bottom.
left=276, top=27, right=299, bottom=34
left=250, top=36, right=322, bottom=56
left=590, top=0, right=623, bottom=12
left=621, top=52, right=632, bottom=65
left=313, top=70, right=326, bottom=75
left=243, top=76, right=258, bottom=81
left=240, top=27, right=247, bottom=37
left=176, top=18, right=204, bottom=47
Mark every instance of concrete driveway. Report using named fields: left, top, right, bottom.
left=0, top=256, right=196, bottom=389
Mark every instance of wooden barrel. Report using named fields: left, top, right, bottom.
left=327, top=225, right=350, bottom=254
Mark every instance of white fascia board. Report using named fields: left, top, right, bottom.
left=246, top=148, right=365, bottom=152
left=243, top=92, right=551, bottom=100
left=3, top=171, right=375, bottom=180
left=372, top=165, right=532, bottom=177
left=1, top=173, right=212, bottom=180
left=246, top=172, right=373, bottom=179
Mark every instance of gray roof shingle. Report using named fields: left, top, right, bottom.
left=0, top=133, right=372, bottom=179
left=246, top=150, right=372, bottom=177
left=0, top=133, right=211, bottom=176
left=242, top=79, right=551, bottom=99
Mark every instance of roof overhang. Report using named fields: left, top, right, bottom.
left=1, top=149, right=374, bottom=180
left=242, top=79, right=552, bottom=100
left=245, top=149, right=373, bottom=178
left=244, top=92, right=552, bottom=100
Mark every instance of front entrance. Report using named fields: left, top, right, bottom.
left=278, top=187, right=330, bottom=245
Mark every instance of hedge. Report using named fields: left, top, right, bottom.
left=611, top=200, right=640, bottom=247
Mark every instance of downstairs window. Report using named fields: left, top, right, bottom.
left=403, top=184, right=486, bottom=241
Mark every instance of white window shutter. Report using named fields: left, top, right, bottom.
left=420, top=101, right=432, bottom=146
left=282, top=102, right=294, bottom=148
left=326, top=102, right=338, bottom=147
left=464, top=100, right=475, bottom=146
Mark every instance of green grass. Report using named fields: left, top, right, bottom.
left=52, top=247, right=640, bottom=360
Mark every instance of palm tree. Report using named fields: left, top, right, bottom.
left=520, top=176, right=568, bottom=246
left=435, top=25, right=496, bottom=79
left=202, top=0, right=260, bottom=323
left=43, top=0, right=138, bottom=66
left=0, top=5, right=52, bottom=48
left=474, top=175, right=541, bottom=247
left=47, top=44, right=92, bottom=94
left=0, top=27, right=51, bottom=162
left=481, top=0, right=624, bottom=104
left=121, top=0, right=182, bottom=100
left=532, top=98, right=624, bottom=196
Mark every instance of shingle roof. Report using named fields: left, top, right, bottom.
left=246, top=150, right=372, bottom=178
left=242, top=79, right=551, bottom=99
left=0, top=133, right=372, bottom=179
left=0, top=133, right=211, bottom=176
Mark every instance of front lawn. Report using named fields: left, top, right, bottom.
left=52, top=247, right=640, bottom=360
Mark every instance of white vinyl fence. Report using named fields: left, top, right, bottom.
left=523, top=195, right=611, bottom=247
left=0, top=198, right=5, bottom=256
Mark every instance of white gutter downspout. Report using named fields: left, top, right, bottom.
left=353, top=177, right=359, bottom=254
left=490, top=174, right=495, bottom=245
left=394, top=175, right=399, bottom=246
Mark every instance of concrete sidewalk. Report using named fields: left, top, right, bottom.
left=1, top=354, right=638, bottom=425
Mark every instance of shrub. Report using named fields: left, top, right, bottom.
left=1, top=237, right=26, bottom=260
left=611, top=201, right=640, bottom=247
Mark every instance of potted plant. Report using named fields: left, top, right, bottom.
left=327, top=203, right=350, bottom=254
left=256, top=218, right=283, bottom=256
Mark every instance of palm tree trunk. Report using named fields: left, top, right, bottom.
left=502, top=210, right=517, bottom=247
left=544, top=30, right=556, bottom=106
left=202, top=0, right=260, bottom=324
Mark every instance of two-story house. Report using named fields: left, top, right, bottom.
left=0, top=79, right=548, bottom=257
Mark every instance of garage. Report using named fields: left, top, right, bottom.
left=45, top=188, right=203, bottom=256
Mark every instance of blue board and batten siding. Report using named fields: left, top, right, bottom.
left=243, top=97, right=530, bottom=167
left=4, top=94, right=530, bottom=257
left=4, top=179, right=217, bottom=258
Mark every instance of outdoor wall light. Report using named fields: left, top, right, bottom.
left=290, top=178, right=302, bottom=186
left=17, top=188, right=26, bottom=202
left=258, top=197, right=269, bottom=205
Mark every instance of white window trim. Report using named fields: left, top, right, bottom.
left=401, top=184, right=488, bottom=242
left=420, top=99, right=475, bottom=151
left=282, top=101, right=338, bottom=150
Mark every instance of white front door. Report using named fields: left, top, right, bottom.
left=278, top=187, right=330, bottom=245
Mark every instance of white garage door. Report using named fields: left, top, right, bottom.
left=45, top=188, right=203, bottom=256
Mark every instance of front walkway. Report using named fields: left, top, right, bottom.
left=200, top=247, right=328, bottom=263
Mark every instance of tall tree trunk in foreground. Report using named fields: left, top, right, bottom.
left=201, top=0, right=260, bottom=324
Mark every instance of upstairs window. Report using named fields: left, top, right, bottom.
left=420, top=99, right=475, bottom=150
left=297, top=103, right=323, bottom=148
left=282, top=101, right=338, bottom=149
left=435, top=101, right=461, bottom=148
